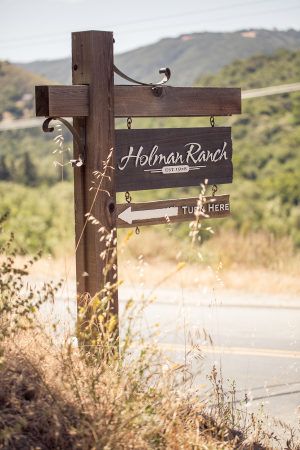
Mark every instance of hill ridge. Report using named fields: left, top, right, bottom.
left=17, top=28, right=300, bottom=86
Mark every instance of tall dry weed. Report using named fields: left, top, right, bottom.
left=1, top=236, right=298, bottom=449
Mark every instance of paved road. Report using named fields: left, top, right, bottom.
left=242, top=82, right=300, bottom=99
left=41, top=285, right=300, bottom=432
left=0, top=117, right=44, bottom=131
left=140, top=299, right=300, bottom=430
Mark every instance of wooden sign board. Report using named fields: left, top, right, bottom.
left=116, top=128, right=232, bottom=192
left=117, top=195, right=230, bottom=228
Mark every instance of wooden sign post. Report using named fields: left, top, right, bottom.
left=35, top=30, right=241, bottom=340
left=71, top=32, right=118, bottom=317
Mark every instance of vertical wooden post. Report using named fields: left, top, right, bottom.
left=72, top=31, right=118, bottom=322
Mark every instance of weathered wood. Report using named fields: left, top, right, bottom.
left=117, top=195, right=230, bottom=228
left=35, top=85, right=89, bottom=117
left=35, top=85, right=241, bottom=118
left=116, top=127, right=232, bottom=192
left=115, top=86, right=241, bottom=117
left=72, top=31, right=118, bottom=316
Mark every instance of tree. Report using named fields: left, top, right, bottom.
left=0, top=155, right=11, bottom=181
left=22, top=152, right=38, bottom=186
left=292, top=93, right=300, bottom=125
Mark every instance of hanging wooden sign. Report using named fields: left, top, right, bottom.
left=35, top=30, right=242, bottom=341
left=116, top=127, right=232, bottom=192
left=117, top=195, right=230, bottom=228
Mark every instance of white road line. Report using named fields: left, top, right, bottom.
left=158, top=342, right=300, bottom=359
left=242, top=82, right=300, bottom=99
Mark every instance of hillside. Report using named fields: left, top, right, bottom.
left=0, top=48, right=300, bottom=253
left=201, top=49, right=300, bottom=245
left=18, top=29, right=300, bottom=86
left=0, top=61, right=50, bottom=121
left=0, top=62, right=68, bottom=186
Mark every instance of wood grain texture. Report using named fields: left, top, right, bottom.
left=114, top=86, right=241, bottom=117
left=72, top=31, right=118, bottom=315
left=116, top=127, right=232, bottom=192
left=35, top=85, right=241, bottom=118
left=117, top=195, right=230, bottom=228
left=35, top=85, right=89, bottom=117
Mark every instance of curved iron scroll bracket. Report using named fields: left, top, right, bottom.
left=42, top=117, right=85, bottom=167
left=113, top=64, right=171, bottom=87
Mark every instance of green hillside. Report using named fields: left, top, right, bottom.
left=0, top=62, right=70, bottom=186
left=0, top=61, right=50, bottom=121
left=19, top=29, right=300, bottom=86
left=199, top=49, right=300, bottom=245
left=0, top=48, right=300, bottom=253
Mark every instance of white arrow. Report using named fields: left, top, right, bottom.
left=118, top=205, right=179, bottom=225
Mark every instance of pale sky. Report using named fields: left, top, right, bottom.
left=0, top=0, right=300, bottom=62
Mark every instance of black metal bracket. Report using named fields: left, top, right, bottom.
left=113, top=64, right=171, bottom=90
left=42, top=117, right=85, bottom=167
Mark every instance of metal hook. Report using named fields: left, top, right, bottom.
left=127, top=117, right=132, bottom=130
left=113, top=64, right=171, bottom=87
left=212, top=184, right=218, bottom=196
left=42, top=117, right=85, bottom=167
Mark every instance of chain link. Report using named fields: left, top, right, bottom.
left=126, top=117, right=139, bottom=235
left=125, top=191, right=132, bottom=203
left=210, top=116, right=215, bottom=127
left=127, top=117, right=132, bottom=129
left=212, top=184, right=218, bottom=196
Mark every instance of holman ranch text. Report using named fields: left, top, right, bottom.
left=118, top=142, right=228, bottom=171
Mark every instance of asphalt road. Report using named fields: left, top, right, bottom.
left=140, top=299, right=300, bottom=430
left=41, top=285, right=300, bottom=432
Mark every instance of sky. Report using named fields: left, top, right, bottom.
left=0, top=0, right=300, bottom=62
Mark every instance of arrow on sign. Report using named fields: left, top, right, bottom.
left=118, top=205, right=179, bottom=225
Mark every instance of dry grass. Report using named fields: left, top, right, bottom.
left=119, top=228, right=300, bottom=273
left=118, top=228, right=300, bottom=296
left=203, top=230, right=300, bottom=273
left=0, top=331, right=242, bottom=450
left=1, top=235, right=299, bottom=450
left=21, top=228, right=300, bottom=296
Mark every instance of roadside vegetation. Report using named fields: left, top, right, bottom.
left=1, top=49, right=300, bottom=264
left=1, top=48, right=300, bottom=448
left=1, top=232, right=298, bottom=450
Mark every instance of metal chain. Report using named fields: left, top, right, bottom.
left=125, top=117, right=139, bottom=235
left=212, top=184, right=218, bottom=196
left=125, top=191, right=132, bottom=203
left=210, top=118, right=217, bottom=196
left=127, top=117, right=132, bottom=129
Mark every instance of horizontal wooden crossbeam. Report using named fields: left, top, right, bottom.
left=35, top=85, right=241, bottom=118
left=35, top=85, right=89, bottom=117
left=115, top=86, right=241, bottom=117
